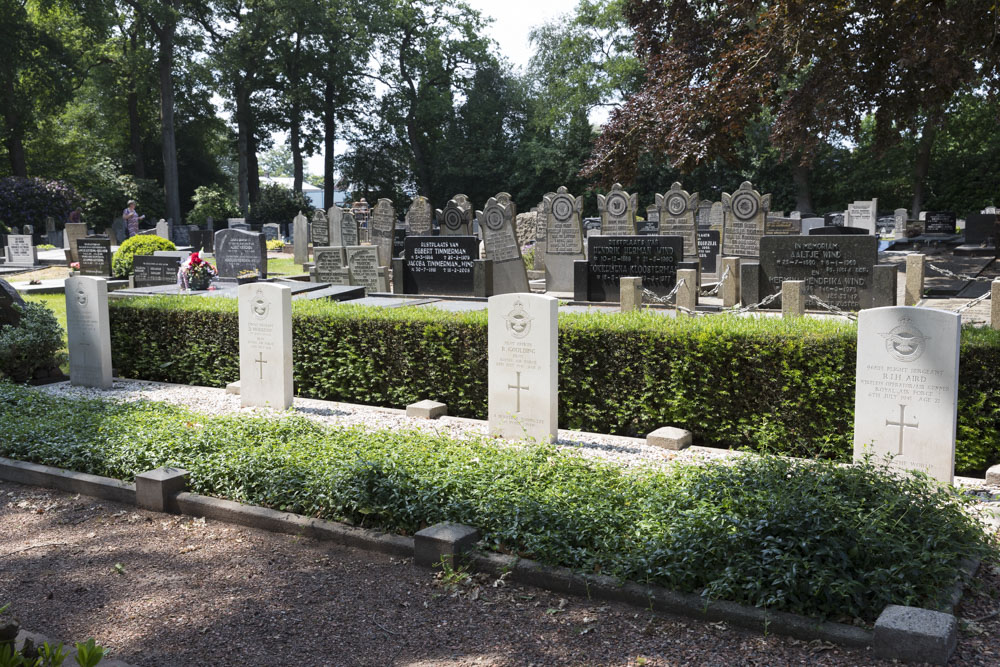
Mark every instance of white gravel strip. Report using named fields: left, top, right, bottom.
left=33, top=379, right=737, bottom=472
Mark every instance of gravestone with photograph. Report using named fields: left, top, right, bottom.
left=406, top=196, right=434, bottom=236
left=721, top=181, right=770, bottom=257
left=654, top=182, right=698, bottom=257
left=238, top=282, right=293, bottom=410
left=370, top=199, right=396, bottom=266
left=478, top=195, right=530, bottom=294
left=597, top=183, right=638, bottom=236
left=77, top=238, right=112, bottom=276
left=853, top=306, right=960, bottom=483
left=488, top=293, right=558, bottom=443
left=543, top=186, right=585, bottom=292
left=65, top=275, right=112, bottom=389
left=400, top=236, right=479, bottom=296
left=215, top=228, right=267, bottom=278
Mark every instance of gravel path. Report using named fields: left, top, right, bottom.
left=5, top=479, right=1000, bottom=667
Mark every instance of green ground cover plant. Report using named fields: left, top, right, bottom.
left=0, top=303, right=64, bottom=382
left=107, top=297, right=1000, bottom=473
left=0, top=383, right=992, bottom=625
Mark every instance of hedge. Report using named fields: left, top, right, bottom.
left=0, top=383, right=992, bottom=624
left=108, top=297, right=1000, bottom=474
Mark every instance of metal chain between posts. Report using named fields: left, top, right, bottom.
left=927, top=263, right=996, bottom=283
left=806, top=294, right=858, bottom=321
left=726, top=291, right=781, bottom=315
left=956, top=289, right=993, bottom=314
left=700, top=265, right=731, bottom=296
left=642, top=278, right=685, bottom=306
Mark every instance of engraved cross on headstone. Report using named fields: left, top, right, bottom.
left=508, top=371, right=529, bottom=413
left=255, top=351, right=267, bottom=380
left=885, top=403, right=919, bottom=455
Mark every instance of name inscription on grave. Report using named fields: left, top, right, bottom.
left=759, top=236, right=877, bottom=310
left=403, top=237, right=478, bottom=296
left=586, top=235, right=682, bottom=301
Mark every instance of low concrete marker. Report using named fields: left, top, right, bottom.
left=619, top=276, right=642, bottom=312
left=406, top=400, right=447, bottom=419
left=905, top=254, right=925, bottom=306
left=414, top=521, right=480, bottom=568
left=782, top=280, right=806, bottom=318
left=992, top=280, right=1000, bottom=330
left=873, top=605, right=957, bottom=665
left=135, top=467, right=189, bottom=513
left=646, top=426, right=692, bottom=450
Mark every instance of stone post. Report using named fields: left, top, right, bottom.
left=992, top=280, right=1000, bottom=330
left=905, top=254, right=925, bottom=306
left=782, top=280, right=806, bottom=318
left=676, top=268, right=698, bottom=314
left=721, top=257, right=740, bottom=307
left=620, top=277, right=642, bottom=312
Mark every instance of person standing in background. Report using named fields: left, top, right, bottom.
left=122, top=200, right=144, bottom=238
left=67, top=207, right=82, bottom=225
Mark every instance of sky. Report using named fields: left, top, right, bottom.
left=300, top=0, right=580, bottom=175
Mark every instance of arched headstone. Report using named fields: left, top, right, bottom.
left=597, top=183, right=638, bottom=236
left=721, top=181, right=771, bottom=257
left=543, top=186, right=585, bottom=292
left=478, top=194, right=529, bottom=294
left=654, top=182, right=698, bottom=257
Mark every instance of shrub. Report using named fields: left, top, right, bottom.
left=111, top=235, right=177, bottom=278
left=0, top=177, right=80, bottom=232
left=247, top=182, right=313, bottom=226
left=0, top=303, right=64, bottom=382
left=0, top=384, right=992, bottom=624
left=266, top=239, right=285, bottom=251
left=187, top=185, right=240, bottom=227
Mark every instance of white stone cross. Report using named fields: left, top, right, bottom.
left=255, top=352, right=267, bottom=380
left=507, top=371, right=529, bottom=413
left=885, top=404, right=919, bottom=455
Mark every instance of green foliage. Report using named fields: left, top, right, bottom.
left=110, top=235, right=176, bottom=278
left=0, top=384, right=992, bottom=624
left=247, top=183, right=313, bottom=226
left=0, top=178, right=80, bottom=231
left=187, top=185, right=239, bottom=228
left=266, top=239, right=285, bottom=251
left=106, top=298, right=1000, bottom=474
left=0, top=303, right=64, bottom=382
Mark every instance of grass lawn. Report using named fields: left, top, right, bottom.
left=267, top=254, right=303, bottom=277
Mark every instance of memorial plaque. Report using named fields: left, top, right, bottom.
left=370, top=198, right=395, bottom=266
left=311, top=209, right=330, bottom=246
left=77, top=238, right=111, bottom=276
left=764, top=218, right=802, bottom=235
left=393, top=229, right=407, bottom=258
left=597, top=183, right=638, bottom=236
left=132, top=255, right=181, bottom=288
left=758, top=235, right=878, bottom=310
left=478, top=195, right=529, bottom=294
left=654, top=182, right=698, bottom=256
left=214, top=228, right=267, bottom=278
left=853, top=306, right=960, bottom=483
left=924, top=211, right=957, bottom=235
left=637, top=218, right=659, bottom=235
left=406, top=196, right=434, bottom=236
left=437, top=197, right=472, bottom=236
left=697, top=230, right=720, bottom=274
left=543, top=186, right=585, bottom=292
left=6, top=235, right=35, bottom=266
left=585, top=235, right=683, bottom=301
left=697, top=200, right=714, bottom=228
left=346, top=245, right=382, bottom=293
left=721, top=181, right=770, bottom=257
left=401, top=236, right=478, bottom=296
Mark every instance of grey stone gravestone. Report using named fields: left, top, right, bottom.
left=214, top=228, right=267, bottom=278
left=77, top=238, right=112, bottom=276
left=314, top=246, right=349, bottom=283
left=478, top=195, right=530, bottom=294
left=847, top=199, right=878, bottom=234
left=371, top=199, right=395, bottom=266
left=346, top=245, right=385, bottom=293
left=227, top=218, right=247, bottom=227
left=311, top=209, right=330, bottom=246
left=64, top=223, right=88, bottom=263
left=543, top=186, right=585, bottom=292
left=597, top=183, right=638, bottom=236
left=400, top=236, right=480, bottom=296
left=655, top=182, right=698, bottom=257
left=65, top=276, right=112, bottom=389
left=112, top=217, right=127, bottom=245
left=238, top=282, right=293, bottom=409
left=893, top=208, right=908, bottom=235
left=488, top=293, right=558, bottom=442
left=853, top=306, right=960, bottom=483
left=173, top=223, right=191, bottom=247
left=533, top=193, right=554, bottom=271
left=341, top=209, right=359, bottom=247
left=579, top=235, right=682, bottom=302
left=5, top=235, right=36, bottom=266
left=801, top=217, right=825, bottom=235
left=156, top=219, right=170, bottom=239
left=262, top=223, right=281, bottom=242
left=697, top=199, right=714, bottom=228
left=292, top=211, right=309, bottom=264
left=437, top=197, right=473, bottom=236
left=406, top=195, right=434, bottom=236
left=721, top=181, right=770, bottom=257
left=328, top=206, right=345, bottom=246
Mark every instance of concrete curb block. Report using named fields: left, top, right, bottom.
left=0, top=458, right=135, bottom=505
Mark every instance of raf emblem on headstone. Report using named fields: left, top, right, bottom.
left=251, top=289, right=269, bottom=320
left=880, top=318, right=930, bottom=362
left=505, top=299, right=532, bottom=339
left=75, top=288, right=88, bottom=307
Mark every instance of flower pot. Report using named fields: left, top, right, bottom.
left=237, top=276, right=258, bottom=285
left=187, top=275, right=212, bottom=291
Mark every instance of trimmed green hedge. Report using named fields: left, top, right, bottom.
left=0, top=384, right=992, bottom=624
left=108, top=297, right=1000, bottom=473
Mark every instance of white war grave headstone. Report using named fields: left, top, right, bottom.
left=65, top=276, right=112, bottom=389
left=488, top=293, right=558, bottom=443
left=238, top=282, right=293, bottom=410
left=853, top=306, right=960, bottom=483
left=654, top=182, right=699, bottom=258
left=597, top=183, right=638, bottom=236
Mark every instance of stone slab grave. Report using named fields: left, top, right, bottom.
left=847, top=199, right=878, bottom=234
left=311, top=209, right=330, bottom=247
left=721, top=181, right=770, bottom=257
left=65, top=275, right=113, bottom=389
left=64, top=223, right=88, bottom=263
left=963, top=213, right=997, bottom=245
left=597, top=183, right=638, bottom=236
left=654, top=182, right=698, bottom=257
left=292, top=211, right=309, bottom=264
left=399, top=236, right=479, bottom=296
left=133, top=255, right=181, bottom=288
left=437, top=196, right=473, bottom=236
left=488, top=293, right=558, bottom=442
left=346, top=245, right=388, bottom=293
left=370, top=198, right=396, bottom=266
left=854, top=306, right=960, bottom=483
left=543, top=187, right=586, bottom=292
left=749, top=235, right=888, bottom=311
left=215, top=228, right=267, bottom=279
left=406, top=195, right=434, bottom=236
left=478, top=194, right=529, bottom=294
left=576, top=235, right=683, bottom=302
left=313, top=246, right=350, bottom=285
left=697, top=230, right=721, bottom=277
left=238, top=282, right=293, bottom=410
left=924, top=211, right=957, bottom=235
left=77, top=238, right=112, bottom=276
left=5, top=234, right=36, bottom=266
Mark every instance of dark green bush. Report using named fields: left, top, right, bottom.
left=111, top=235, right=177, bottom=278
left=247, top=182, right=313, bottom=226
left=0, top=302, right=64, bottom=381
left=107, top=297, right=1000, bottom=473
left=0, top=384, right=992, bottom=624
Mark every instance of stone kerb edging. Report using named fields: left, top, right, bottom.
left=0, top=458, right=974, bottom=665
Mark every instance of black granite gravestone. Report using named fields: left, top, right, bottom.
left=400, top=236, right=479, bottom=296
left=189, top=229, right=214, bottom=253
left=808, top=225, right=869, bottom=236
left=214, top=229, right=267, bottom=278
left=583, top=235, right=683, bottom=301
left=697, top=230, right=720, bottom=274
left=924, top=211, right=957, bottom=235
left=758, top=235, right=878, bottom=310
left=637, top=219, right=659, bottom=235
left=133, top=255, right=182, bottom=288
left=77, top=238, right=112, bottom=276
left=964, top=213, right=997, bottom=244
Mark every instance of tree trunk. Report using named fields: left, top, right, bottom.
left=406, top=112, right=431, bottom=197
left=291, top=100, right=303, bottom=193
left=235, top=80, right=250, bottom=215
left=791, top=162, right=813, bottom=213
left=157, top=19, right=181, bottom=225
left=910, top=114, right=940, bottom=218
left=248, top=129, right=260, bottom=204
left=127, top=30, right=144, bottom=178
left=323, top=78, right=335, bottom=209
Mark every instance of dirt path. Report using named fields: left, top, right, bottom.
left=1, top=479, right=997, bottom=666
